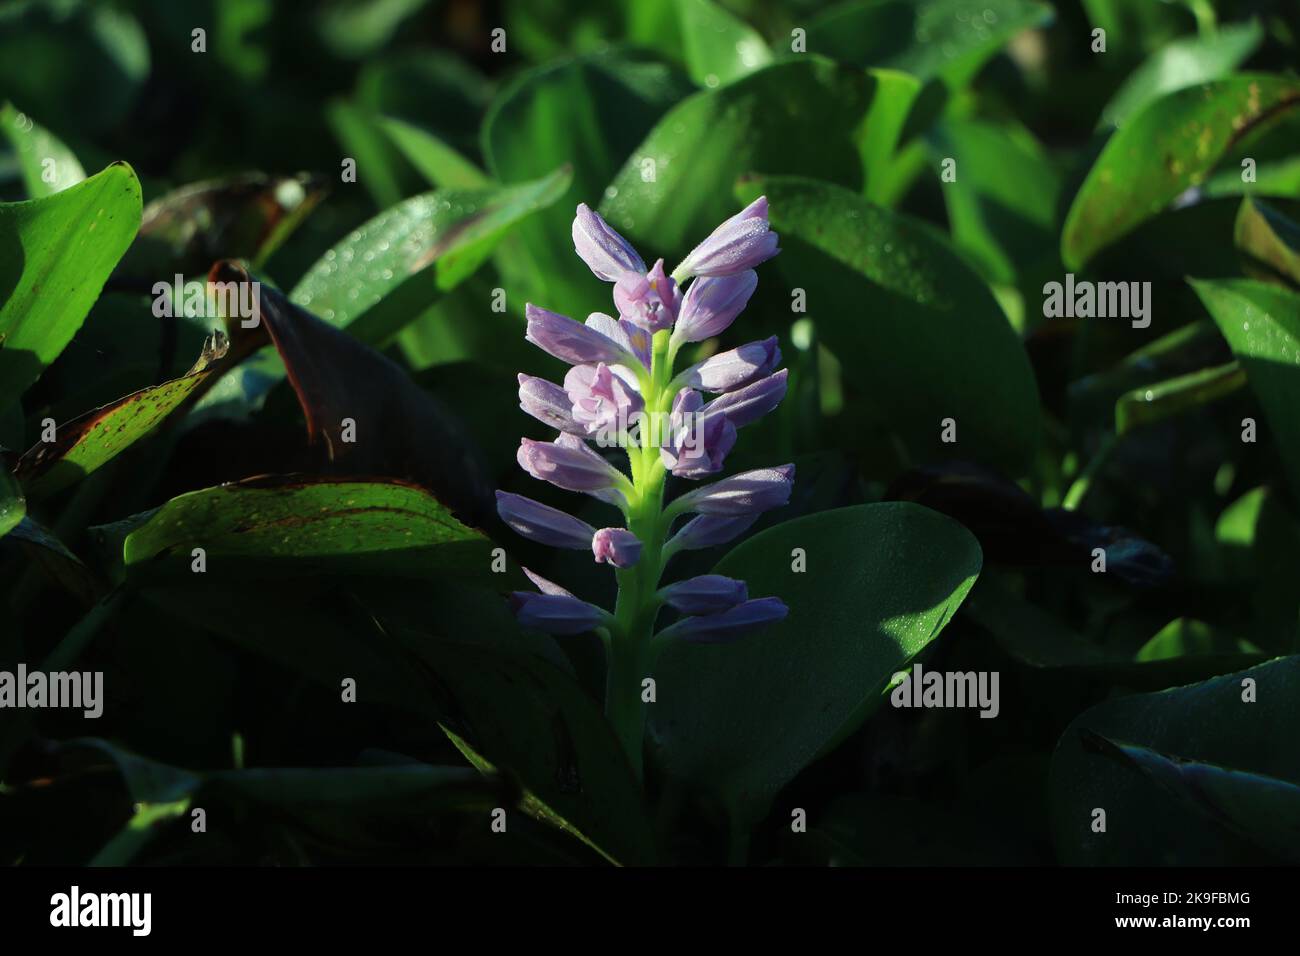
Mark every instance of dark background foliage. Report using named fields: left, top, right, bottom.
left=2, top=0, right=1299, bottom=866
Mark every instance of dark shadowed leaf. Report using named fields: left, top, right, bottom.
left=1234, top=196, right=1300, bottom=286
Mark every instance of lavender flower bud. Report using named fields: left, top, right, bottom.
left=658, top=596, right=788, bottom=644
left=702, top=369, right=788, bottom=429
left=564, top=363, right=644, bottom=438
left=495, top=491, right=595, bottom=549
left=659, top=574, right=748, bottom=615
left=660, top=388, right=736, bottom=478
left=671, top=271, right=757, bottom=345
left=592, top=527, right=642, bottom=568
left=667, top=513, right=759, bottom=551
left=573, top=203, right=645, bottom=281
left=586, top=312, right=651, bottom=370
left=510, top=591, right=608, bottom=635
left=614, top=259, right=681, bottom=333
left=517, top=435, right=625, bottom=494
left=672, top=464, right=795, bottom=516
left=673, top=196, right=779, bottom=280
left=518, top=374, right=585, bottom=435
left=676, top=336, right=781, bottom=393
left=526, top=304, right=635, bottom=366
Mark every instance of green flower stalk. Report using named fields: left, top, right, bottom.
left=501, top=200, right=793, bottom=779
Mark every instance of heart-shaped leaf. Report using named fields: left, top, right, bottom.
left=1062, top=74, right=1300, bottom=269
left=599, top=58, right=873, bottom=257
left=737, top=174, right=1042, bottom=469
left=650, top=502, right=982, bottom=829
left=0, top=163, right=142, bottom=412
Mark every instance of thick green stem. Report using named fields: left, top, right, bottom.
left=604, top=330, right=675, bottom=781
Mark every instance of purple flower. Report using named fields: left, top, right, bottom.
left=674, top=197, right=780, bottom=279
left=702, top=369, right=788, bottom=429
left=586, top=312, right=651, bottom=370
left=496, top=491, right=595, bottom=549
left=526, top=304, right=636, bottom=367
left=510, top=591, right=609, bottom=635
left=592, top=527, right=642, bottom=568
left=671, top=271, right=757, bottom=345
left=667, top=513, right=759, bottom=551
left=672, top=464, right=795, bottom=516
left=675, top=337, right=781, bottom=393
left=565, top=363, right=644, bottom=438
left=518, top=374, right=585, bottom=435
left=573, top=203, right=645, bottom=281
left=659, top=574, right=748, bottom=614
left=614, top=259, right=682, bottom=333
left=660, top=388, right=737, bottom=478
left=517, top=435, right=626, bottom=495
left=658, top=596, right=788, bottom=644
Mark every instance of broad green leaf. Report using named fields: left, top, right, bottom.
left=1098, top=21, right=1263, bottom=129
left=1234, top=196, right=1300, bottom=285
left=0, top=103, right=85, bottom=197
left=857, top=69, right=934, bottom=205
left=121, top=477, right=499, bottom=582
left=805, top=0, right=1053, bottom=89
left=0, top=163, right=142, bottom=412
left=737, top=175, right=1042, bottom=469
left=484, top=51, right=692, bottom=317
left=1114, top=361, right=1246, bottom=435
left=675, top=0, right=772, bottom=88
left=650, top=503, right=982, bottom=829
left=326, top=98, right=416, bottom=210
left=1135, top=618, right=1261, bottom=663
left=378, top=116, right=490, bottom=189
left=15, top=333, right=229, bottom=499
left=600, top=58, right=873, bottom=258
left=1080, top=732, right=1300, bottom=864
left=1062, top=75, right=1300, bottom=269
left=1050, top=657, right=1300, bottom=864
left=0, top=467, right=23, bottom=538
left=1191, top=278, right=1300, bottom=498
left=926, top=118, right=1062, bottom=287
left=290, top=165, right=572, bottom=344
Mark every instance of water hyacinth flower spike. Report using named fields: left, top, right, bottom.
left=500, top=199, right=791, bottom=779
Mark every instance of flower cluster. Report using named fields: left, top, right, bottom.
left=498, top=197, right=793, bottom=775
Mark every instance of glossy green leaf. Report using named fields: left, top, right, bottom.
left=805, top=0, right=1053, bottom=89
left=121, top=477, right=499, bottom=582
left=484, top=51, right=692, bottom=317
left=600, top=58, right=872, bottom=258
left=15, top=333, right=229, bottom=499
left=676, top=0, right=772, bottom=88
left=0, top=163, right=142, bottom=412
left=1062, top=75, right=1300, bottom=269
left=1191, top=278, right=1300, bottom=498
left=290, top=165, right=571, bottom=344
left=1114, top=360, right=1246, bottom=435
left=738, top=175, right=1041, bottom=469
left=0, top=103, right=85, bottom=197
left=1051, top=657, right=1300, bottom=864
left=1098, top=21, right=1263, bottom=129
left=1234, top=196, right=1300, bottom=285
left=650, top=503, right=981, bottom=829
